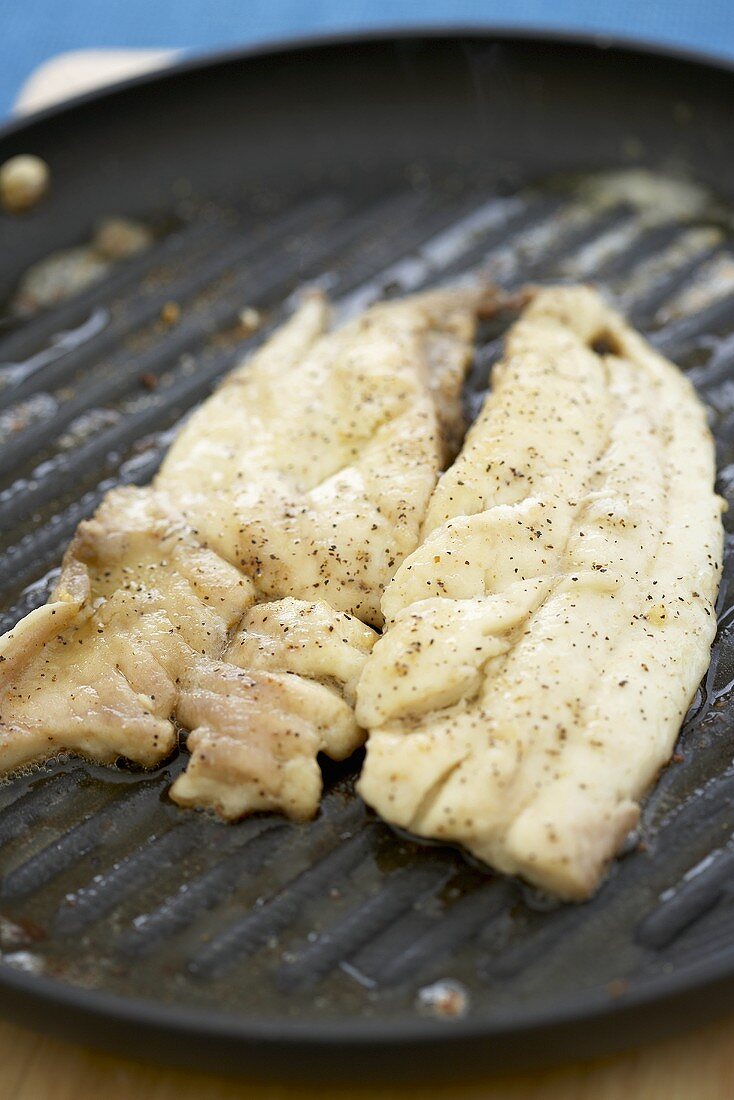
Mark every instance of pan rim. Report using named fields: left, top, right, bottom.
left=2, top=24, right=734, bottom=1066
left=0, top=24, right=733, bottom=143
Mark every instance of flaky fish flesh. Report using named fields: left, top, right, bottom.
left=357, top=286, right=724, bottom=900
left=0, top=287, right=486, bottom=820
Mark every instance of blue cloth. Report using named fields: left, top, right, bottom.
left=3, top=0, right=734, bottom=118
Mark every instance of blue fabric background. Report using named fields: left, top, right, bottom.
left=2, top=0, right=734, bottom=117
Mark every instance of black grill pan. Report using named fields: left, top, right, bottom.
left=2, top=29, right=734, bottom=1080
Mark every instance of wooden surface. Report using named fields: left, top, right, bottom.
left=1, top=1012, right=734, bottom=1098
left=6, top=50, right=734, bottom=1100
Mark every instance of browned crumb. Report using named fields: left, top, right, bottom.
left=607, top=979, right=629, bottom=999
left=238, top=307, right=263, bottom=335
left=416, top=979, right=469, bottom=1018
left=161, top=301, right=181, bottom=325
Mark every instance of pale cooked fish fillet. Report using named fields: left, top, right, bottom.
left=165, top=287, right=485, bottom=818
left=0, top=287, right=484, bottom=815
left=171, top=599, right=376, bottom=819
left=0, top=487, right=255, bottom=771
left=357, top=285, right=724, bottom=901
left=156, top=288, right=479, bottom=629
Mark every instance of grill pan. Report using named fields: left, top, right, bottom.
left=2, top=29, right=734, bottom=1081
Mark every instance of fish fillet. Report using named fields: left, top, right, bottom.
left=164, top=287, right=485, bottom=818
left=171, top=599, right=376, bottom=819
left=157, top=288, right=480, bottom=628
left=0, top=287, right=484, bottom=817
left=0, top=487, right=255, bottom=770
left=357, top=285, right=724, bottom=900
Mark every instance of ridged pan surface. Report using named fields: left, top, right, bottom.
left=1, top=32, right=734, bottom=1079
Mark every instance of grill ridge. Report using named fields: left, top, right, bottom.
left=0, top=769, right=85, bottom=845
left=364, top=882, right=513, bottom=989
left=0, top=217, right=226, bottom=375
left=636, top=846, right=734, bottom=950
left=53, top=821, right=199, bottom=937
left=0, top=197, right=342, bottom=403
left=116, top=820, right=291, bottom=958
left=187, top=824, right=377, bottom=980
left=0, top=782, right=160, bottom=901
left=276, top=862, right=452, bottom=991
